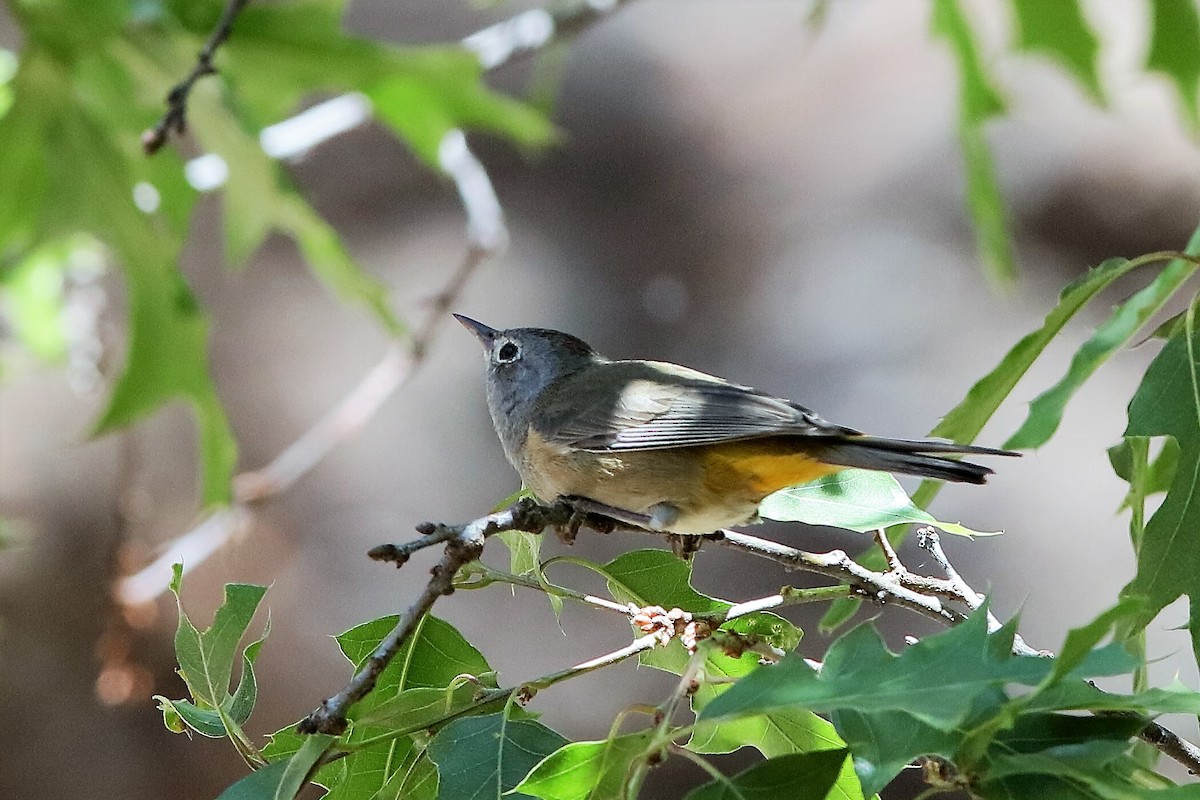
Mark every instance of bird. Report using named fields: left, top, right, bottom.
left=455, top=315, right=1015, bottom=535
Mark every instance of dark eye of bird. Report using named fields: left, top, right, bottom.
left=497, top=342, right=520, bottom=363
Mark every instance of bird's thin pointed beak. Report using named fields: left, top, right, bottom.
left=453, top=314, right=498, bottom=347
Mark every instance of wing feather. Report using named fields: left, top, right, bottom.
left=535, top=361, right=854, bottom=452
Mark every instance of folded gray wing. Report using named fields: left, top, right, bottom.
left=537, top=362, right=854, bottom=452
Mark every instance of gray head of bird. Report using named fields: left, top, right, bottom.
left=454, top=315, right=600, bottom=437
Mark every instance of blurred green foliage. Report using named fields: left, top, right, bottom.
left=0, top=0, right=553, bottom=503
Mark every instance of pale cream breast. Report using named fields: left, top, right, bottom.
left=520, top=428, right=763, bottom=533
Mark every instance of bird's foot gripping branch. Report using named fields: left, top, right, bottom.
left=161, top=496, right=1200, bottom=800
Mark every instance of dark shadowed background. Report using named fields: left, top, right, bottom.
left=2, top=1, right=1200, bottom=797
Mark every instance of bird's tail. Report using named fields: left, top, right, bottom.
left=814, top=436, right=1017, bottom=485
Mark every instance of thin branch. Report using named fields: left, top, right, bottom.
left=556, top=497, right=963, bottom=626
left=874, top=527, right=904, bottom=573
left=143, top=0, right=251, bottom=154
left=699, top=528, right=966, bottom=627
left=322, top=633, right=660, bottom=764
left=722, top=584, right=853, bottom=621
left=627, top=645, right=707, bottom=795
left=519, top=633, right=660, bottom=696
left=915, top=527, right=1041, bottom=657
left=454, top=563, right=639, bottom=617
left=299, top=499, right=571, bottom=734
left=1138, top=719, right=1200, bottom=775
left=298, top=529, right=482, bottom=735
left=916, top=527, right=976, bottom=602
left=462, top=0, right=627, bottom=71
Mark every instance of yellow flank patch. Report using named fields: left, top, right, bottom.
left=702, top=441, right=841, bottom=496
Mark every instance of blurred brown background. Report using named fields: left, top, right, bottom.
left=3, top=1, right=1200, bottom=797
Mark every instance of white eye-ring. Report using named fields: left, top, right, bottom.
left=496, top=340, right=520, bottom=363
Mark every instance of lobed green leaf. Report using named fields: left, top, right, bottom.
left=684, top=749, right=852, bottom=800
left=263, top=614, right=499, bottom=798
left=603, top=549, right=729, bottom=616
left=760, top=469, right=996, bottom=537
left=1109, top=437, right=1179, bottom=510
left=1120, top=303, right=1200, bottom=666
left=515, top=731, right=656, bottom=800
left=168, top=563, right=268, bottom=713
left=215, top=734, right=333, bottom=800
left=427, top=712, right=568, bottom=800
left=704, top=608, right=1130, bottom=730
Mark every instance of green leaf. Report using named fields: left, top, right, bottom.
left=215, top=2, right=401, bottom=123
left=603, top=550, right=790, bottom=658
left=0, top=48, right=16, bottom=120
left=0, top=52, right=50, bottom=258
left=759, top=469, right=997, bottom=537
left=1026, top=679, right=1200, bottom=715
left=1108, top=437, right=1179, bottom=507
left=1120, top=305, right=1200, bottom=665
left=1040, top=599, right=1143, bottom=688
left=1147, top=0, right=1200, bottom=132
left=498, top=528, right=560, bottom=616
left=832, top=707, right=967, bottom=796
left=216, top=733, right=333, bottom=800
left=1142, top=785, right=1200, bottom=800
left=933, top=0, right=1006, bottom=123
left=35, top=82, right=237, bottom=505
left=426, top=712, right=568, bottom=800
left=685, top=610, right=827, bottom=772
left=0, top=237, right=85, bottom=362
left=838, top=705, right=1146, bottom=796
left=691, top=699, right=865, bottom=800
left=28, top=39, right=223, bottom=451
left=335, top=613, right=492, bottom=691
left=958, top=116, right=1015, bottom=287
left=602, top=550, right=834, bottom=792
left=1006, top=252, right=1199, bottom=449
left=166, top=563, right=268, bottom=713
left=378, top=749, right=439, bottom=800
left=703, top=608, right=1126, bottom=730
left=228, top=632, right=268, bottom=725
left=932, top=0, right=1014, bottom=285
left=603, top=549, right=801, bottom=677
left=988, top=713, right=1147, bottom=754
left=603, top=549, right=729, bottom=615
left=689, top=704, right=847, bottom=758
left=1009, top=0, right=1104, bottom=103
left=514, top=730, right=656, bottom=800
left=157, top=618, right=265, bottom=738
left=215, top=2, right=555, bottom=156
left=276, top=196, right=404, bottom=336
left=684, top=749, right=852, bottom=800
left=498, top=530, right=543, bottom=579
left=353, top=682, right=481, bottom=730
left=979, top=738, right=1159, bottom=800
left=263, top=614, right=498, bottom=798
left=322, top=743, right=415, bottom=800
left=157, top=695, right=228, bottom=737
left=187, top=88, right=403, bottom=335
left=936, top=257, right=1153, bottom=446
left=366, top=49, right=557, bottom=168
